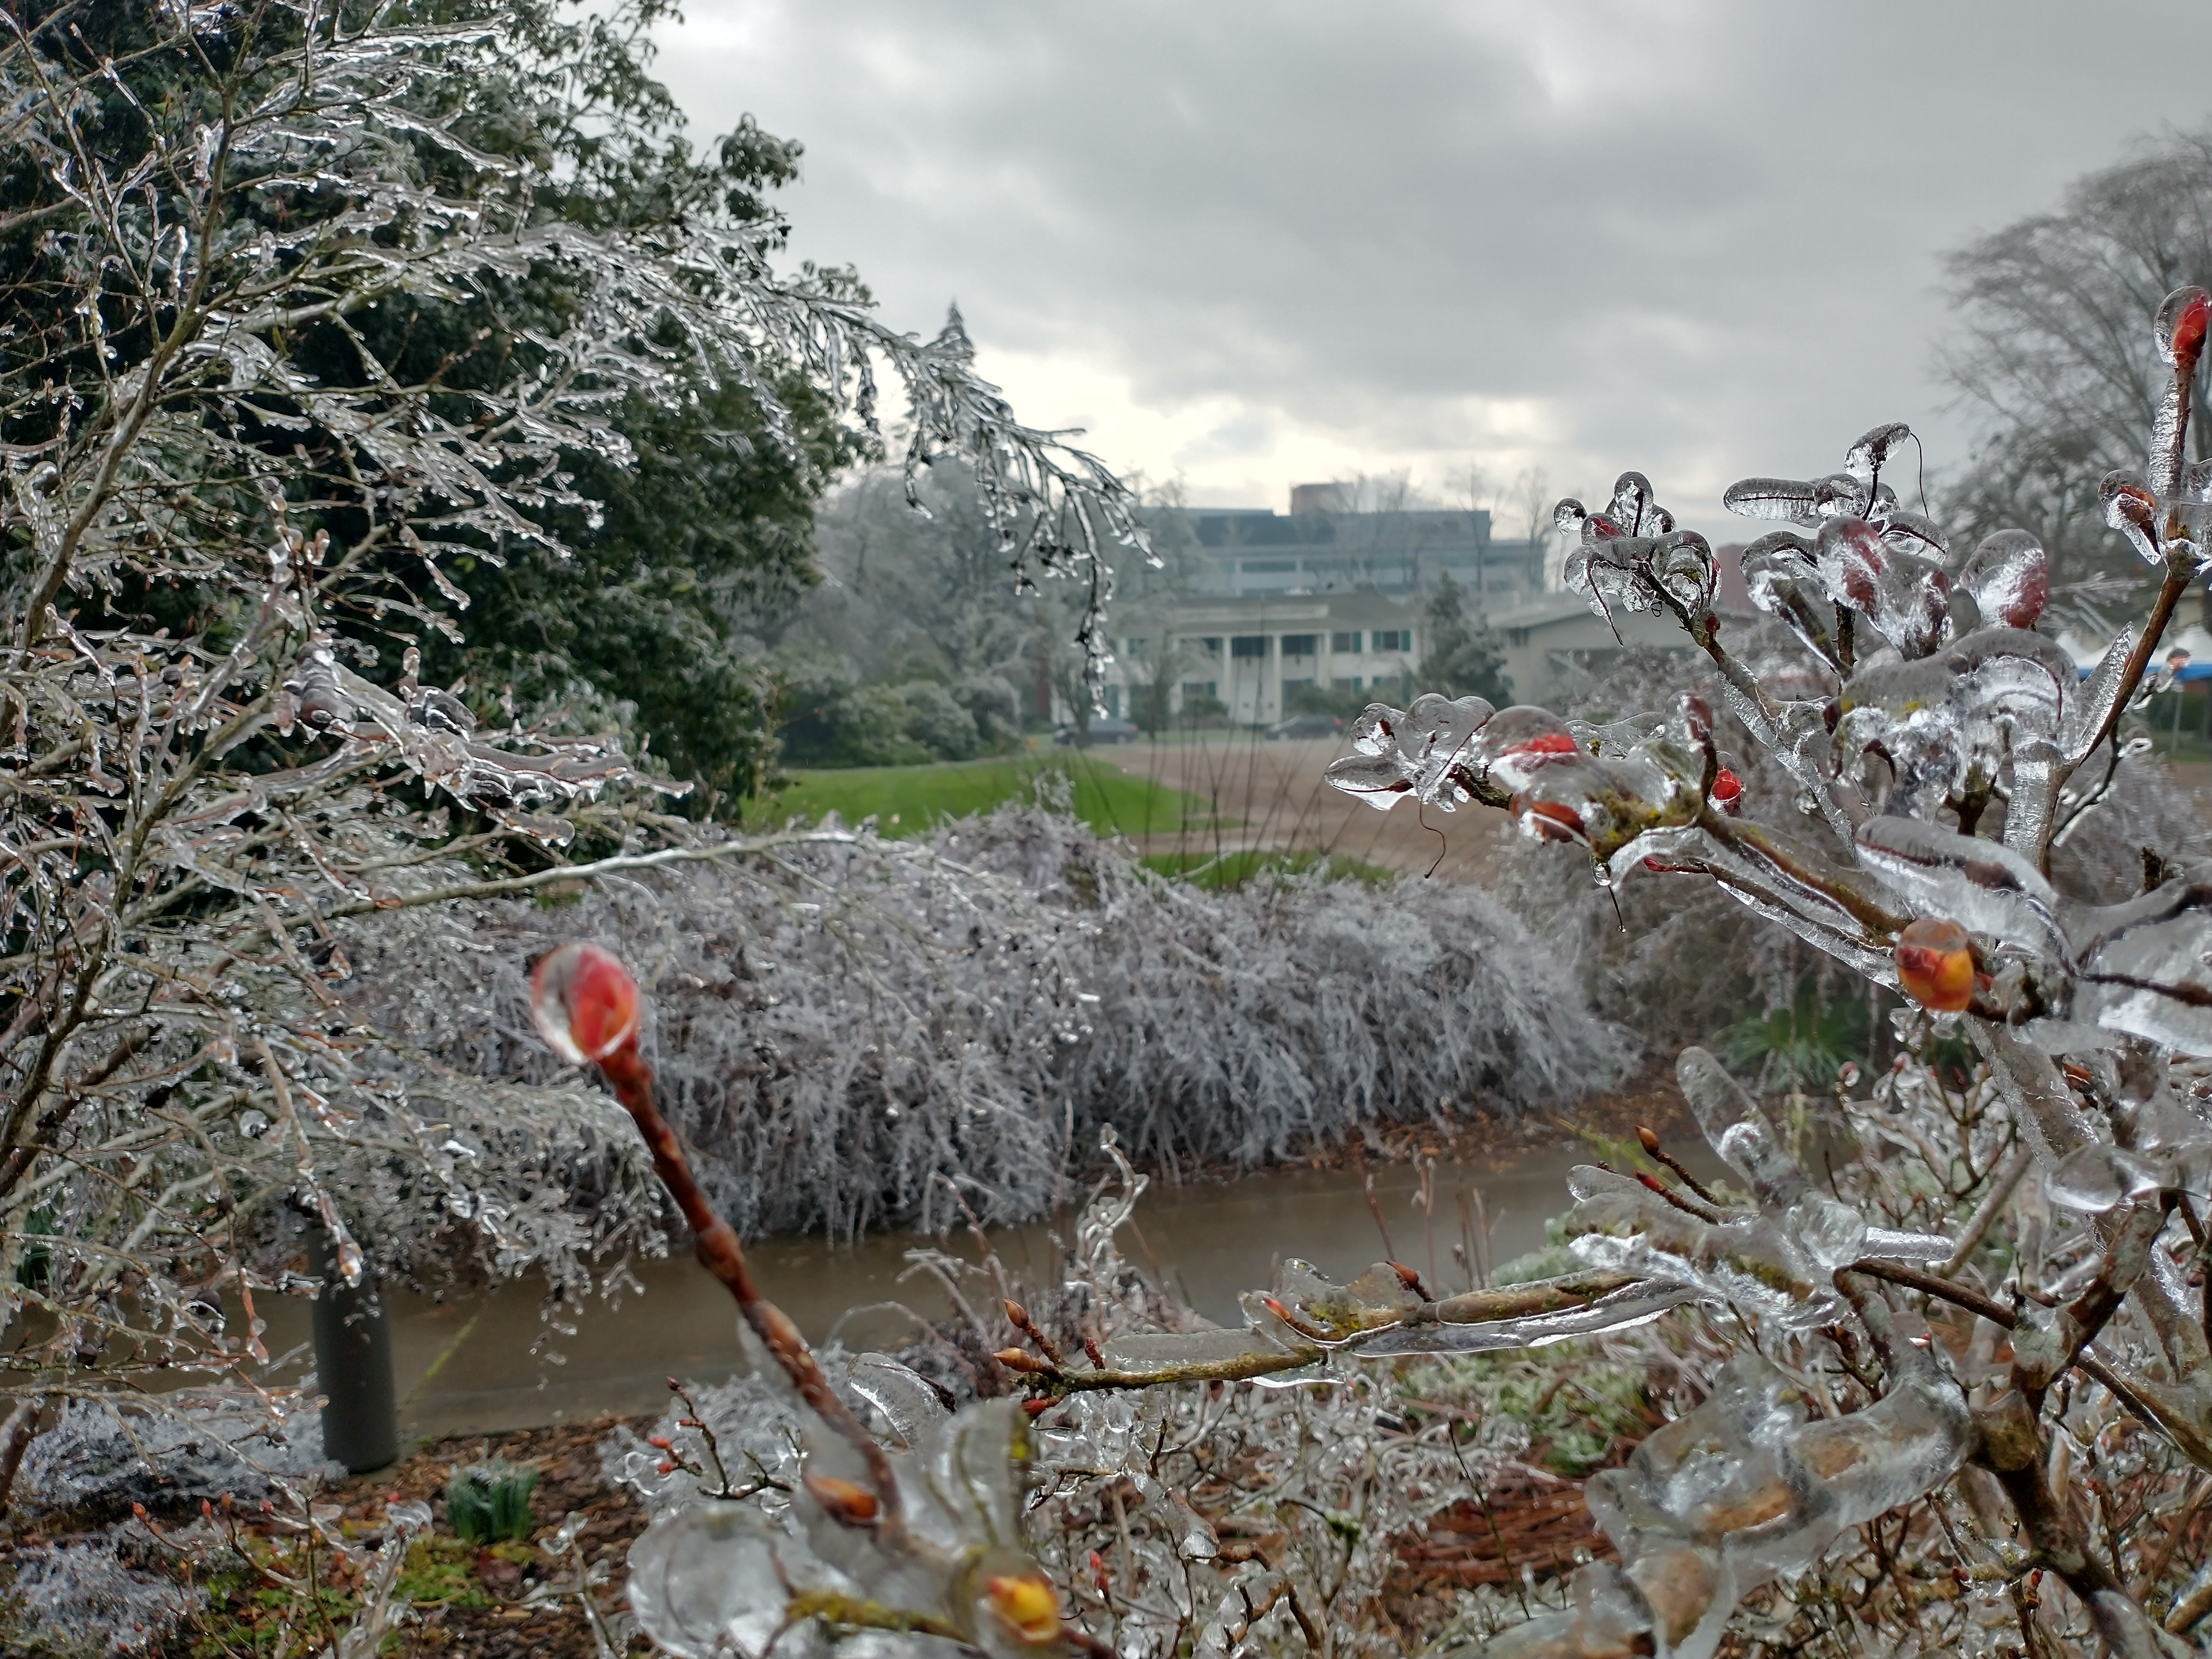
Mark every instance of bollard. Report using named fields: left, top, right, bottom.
left=307, top=1227, right=398, bottom=1472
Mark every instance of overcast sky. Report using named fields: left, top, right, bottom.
left=655, top=1, right=2212, bottom=539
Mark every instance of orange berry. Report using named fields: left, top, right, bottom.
left=984, top=1572, right=1063, bottom=1645
left=1895, top=918, right=1974, bottom=1012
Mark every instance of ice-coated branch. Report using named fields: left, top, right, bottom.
left=529, top=942, right=1090, bottom=1658
left=529, top=943, right=903, bottom=1531
left=1328, top=289, right=2212, bottom=1062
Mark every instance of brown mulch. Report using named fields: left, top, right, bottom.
left=1397, top=1466, right=1615, bottom=1590
left=324, top=1416, right=657, bottom=1659
left=1383, top=1463, right=1624, bottom=1638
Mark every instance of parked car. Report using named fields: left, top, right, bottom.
left=1054, top=719, right=1142, bottom=746
left=1265, top=713, right=1345, bottom=740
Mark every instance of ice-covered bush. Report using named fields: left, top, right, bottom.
left=345, top=798, right=1621, bottom=1238
left=1490, top=625, right=2211, bottom=1059
left=0, top=1534, right=203, bottom=1657
left=12, top=1393, right=337, bottom=1530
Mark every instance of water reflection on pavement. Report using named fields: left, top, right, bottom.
left=259, top=1144, right=1668, bottom=1440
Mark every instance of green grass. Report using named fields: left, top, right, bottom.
left=738, top=753, right=1221, bottom=840
left=1139, top=849, right=1395, bottom=889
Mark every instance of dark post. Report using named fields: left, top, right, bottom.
left=307, top=1227, right=398, bottom=1472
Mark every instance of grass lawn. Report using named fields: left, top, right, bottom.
left=737, top=751, right=1221, bottom=840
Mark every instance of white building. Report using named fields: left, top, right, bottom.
left=1094, top=591, right=1421, bottom=725
left=1080, top=586, right=1695, bottom=727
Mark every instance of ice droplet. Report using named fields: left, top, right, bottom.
left=1956, top=529, right=2049, bottom=630
left=2045, top=1143, right=2163, bottom=1212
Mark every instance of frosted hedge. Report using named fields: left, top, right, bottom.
left=344, top=801, right=1622, bottom=1242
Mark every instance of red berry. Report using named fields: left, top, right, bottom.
left=1895, top=918, right=1974, bottom=1012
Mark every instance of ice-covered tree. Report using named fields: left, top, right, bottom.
left=1416, top=573, right=1512, bottom=706
left=0, top=0, right=1142, bottom=1523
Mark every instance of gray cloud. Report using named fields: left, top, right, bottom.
left=659, top=1, right=2212, bottom=534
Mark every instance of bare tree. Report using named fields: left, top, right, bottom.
left=1507, top=463, right=1556, bottom=589
left=1939, top=124, right=2212, bottom=584
left=1445, top=459, right=1494, bottom=596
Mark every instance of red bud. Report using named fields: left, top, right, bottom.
left=530, top=942, right=640, bottom=1065
left=2158, top=285, right=2211, bottom=371
left=804, top=1473, right=882, bottom=1525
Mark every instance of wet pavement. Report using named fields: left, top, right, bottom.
left=256, top=1142, right=1654, bottom=1441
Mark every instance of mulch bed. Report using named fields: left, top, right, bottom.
left=322, top=1417, right=658, bottom=1659
left=1396, top=1465, right=1615, bottom=1590
left=125, top=1401, right=1635, bottom=1657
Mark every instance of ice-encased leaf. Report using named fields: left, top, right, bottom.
left=1738, top=529, right=1840, bottom=669
left=1812, top=516, right=1950, bottom=660
left=1676, top=1047, right=1807, bottom=1207
left=2101, top=469, right=2163, bottom=566
left=626, top=1504, right=805, bottom=1659
left=1723, top=476, right=1821, bottom=525
left=1852, top=817, right=2066, bottom=961
left=2068, top=869, right=2212, bottom=1055
left=1844, top=421, right=1913, bottom=484
left=849, top=1354, right=950, bottom=1448
left=2061, top=625, right=2136, bottom=765
left=1577, top=1343, right=1971, bottom=1659
left=902, top=1397, right=1028, bottom=1554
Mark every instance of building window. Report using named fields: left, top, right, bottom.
left=1507, top=627, right=1531, bottom=648
left=1280, top=634, right=1318, bottom=657
left=1181, top=680, right=1218, bottom=701
left=1198, top=637, right=1222, bottom=656
left=1230, top=635, right=1269, bottom=659
left=1123, top=636, right=1147, bottom=656
left=1331, top=676, right=1363, bottom=692
left=1281, top=677, right=1315, bottom=696
left=1371, top=628, right=1410, bottom=652
left=1330, top=630, right=1362, bottom=653
left=1106, top=686, right=1121, bottom=718
left=1240, top=559, right=1296, bottom=574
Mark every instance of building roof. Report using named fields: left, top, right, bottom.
left=1119, top=589, right=1418, bottom=631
